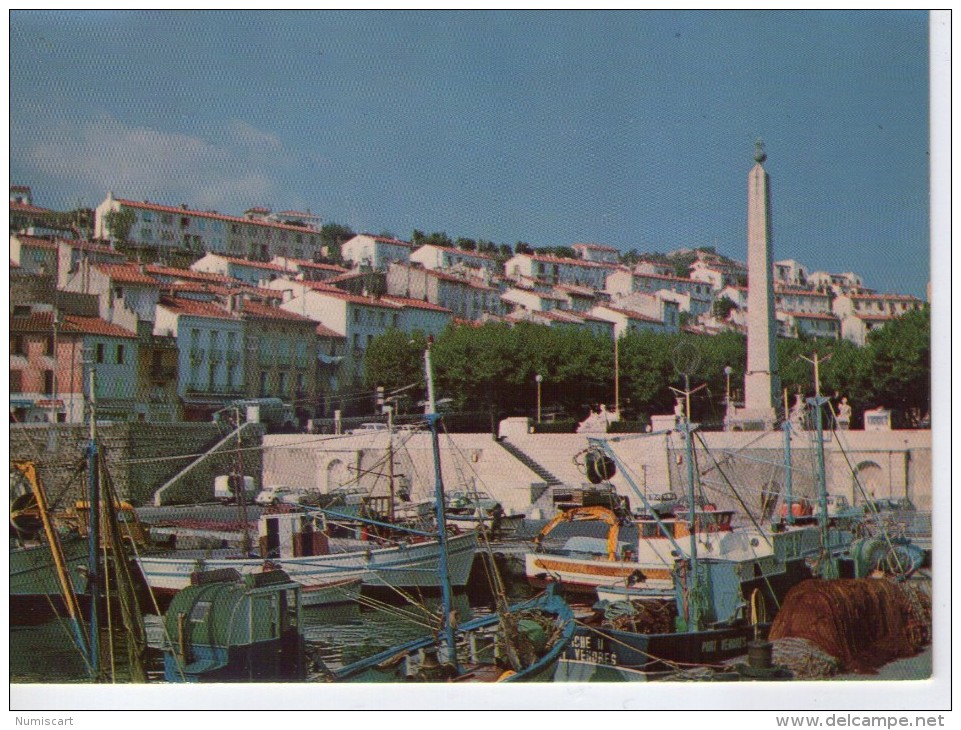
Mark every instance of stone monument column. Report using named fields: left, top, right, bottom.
left=742, top=140, right=780, bottom=426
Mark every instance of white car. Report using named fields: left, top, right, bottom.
left=347, top=423, right=389, bottom=435
left=254, top=487, right=303, bottom=506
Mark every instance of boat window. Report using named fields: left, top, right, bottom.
left=189, top=600, right=212, bottom=623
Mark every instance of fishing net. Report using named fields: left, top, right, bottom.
left=768, top=578, right=930, bottom=674
left=602, top=598, right=677, bottom=634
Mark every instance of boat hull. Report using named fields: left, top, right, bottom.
left=298, top=577, right=362, bottom=608
left=10, top=537, right=89, bottom=598
left=555, top=622, right=768, bottom=682
left=136, top=530, right=479, bottom=597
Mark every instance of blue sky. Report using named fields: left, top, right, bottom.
left=10, top=10, right=932, bottom=297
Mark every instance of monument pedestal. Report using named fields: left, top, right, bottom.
left=730, top=406, right=778, bottom=431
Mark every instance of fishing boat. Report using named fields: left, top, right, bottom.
left=554, top=383, right=923, bottom=681
left=445, top=489, right=525, bottom=537
left=332, top=345, right=575, bottom=683
left=135, top=509, right=478, bottom=601
left=298, top=576, right=363, bottom=608
left=162, top=568, right=306, bottom=682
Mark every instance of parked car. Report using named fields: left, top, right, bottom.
left=254, top=486, right=304, bottom=506
left=347, top=423, right=389, bottom=435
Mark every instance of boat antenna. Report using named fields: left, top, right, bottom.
left=86, top=368, right=103, bottom=680
left=423, top=343, right=459, bottom=673
left=800, top=352, right=838, bottom=579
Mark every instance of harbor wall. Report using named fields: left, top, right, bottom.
left=261, top=428, right=932, bottom=513
left=9, top=421, right=265, bottom=506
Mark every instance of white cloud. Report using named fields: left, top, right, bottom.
left=22, top=113, right=293, bottom=211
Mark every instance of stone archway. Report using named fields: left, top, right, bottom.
left=852, top=460, right=886, bottom=503
left=326, top=458, right=349, bottom=491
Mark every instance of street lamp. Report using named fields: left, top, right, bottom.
left=535, top=373, right=543, bottom=423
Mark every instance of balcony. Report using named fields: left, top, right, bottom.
left=225, top=350, right=241, bottom=365
left=150, top=365, right=177, bottom=382
left=189, top=347, right=205, bottom=364
left=209, top=348, right=224, bottom=365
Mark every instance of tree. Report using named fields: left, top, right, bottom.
left=514, top=241, right=533, bottom=255
left=363, top=329, right=427, bottom=396
left=863, top=307, right=930, bottom=423
left=320, top=223, right=354, bottom=262
left=455, top=237, right=477, bottom=252
left=104, top=208, right=136, bottom=244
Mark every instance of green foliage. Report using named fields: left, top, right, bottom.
left=530, top=420, right=578, bottom=434
left=863, top=306, right=930, bottom=421
left=320, top=223, right=354, bottom=262
left=363, top=329, right=427, bottom=394
left=514, top=241, right=533, bottom=255
left=104, top=208, right=136, bottom=243
left=712, top=297, right=738, bottom=320
left=455, top=237, right=477, bottom=251
left=608, top=419, right=650, bottom=433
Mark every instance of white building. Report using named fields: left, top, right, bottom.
left=774, top=285, right=833, bottom=315
left=409, top=244, right=501, bottom=275
left=95, top=193, right=324, bottom=260
left=271, top=257, right=349, bottom=283
left=777, top=311, right=841, bottom=340
left=191, top=252, right=290, bottom=287
left=589, top=298, right=680, bottom=337
left=773, top=259, right=809, bottom=287
left=154, top=295, right=247, bottom=419
left=386, top=262, right=502, bottom=322
left=340, top=234, right=414, bottom=271
left=833, top=293, right=925, bottom=346
left=505, top=253, right=612, bottom=290
left=808, top=270, right=866, bottom=295
left=571, top=242, right=620, bottom=265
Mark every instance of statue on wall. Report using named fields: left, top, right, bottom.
left=837, top=396, right=852, bottom=430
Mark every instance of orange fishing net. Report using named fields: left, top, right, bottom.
left=768, top=578, right=930, bottom=674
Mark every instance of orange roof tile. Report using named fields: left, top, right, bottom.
left=94, top=263, right=159, bottom=286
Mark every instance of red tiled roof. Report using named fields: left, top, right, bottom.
left=10, top=201, right=53, bottom=215
left=114, top=198, right=322, bottom=235
left=394, top=263, right=497, bottom=291
left=381, top=296, right=452, bottom=313
left=775, top=285, right=829, bottom=297
left=239, top=300, right=316, bottom=323
left=303, top=283, right=402, bottom=309
left=93, top=263, right=159, bottom=286
left=62, top=315, right=138, bottom=339
left=517, top=252, right=614, bottom=269
left=11, top=312, right=137, bottom=339
left=146, top=264, right=237, bottom=285
left=276, top=257, right=348, bottom=273
left=62, top=239, right=121, bottom=255
left=782, top=310, right=838, bottom=321
left=848, top=293, right=922, bottom=302
left=157, top=296, right=235, bottom=320
left=13, top=235, right=58, bottom=250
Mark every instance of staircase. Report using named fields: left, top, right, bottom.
left=497, top=437, right=564, bottom=487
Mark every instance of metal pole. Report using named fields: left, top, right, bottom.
left=86, top=369, right=101, bottom=679
left=423, top=346, right=459, bottom=672
left=614, top=337, right=620, bottom=417
left=682, top=416, right=700, bottom=631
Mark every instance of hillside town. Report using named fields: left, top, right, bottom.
left=10, top=183, right=926, bottom=429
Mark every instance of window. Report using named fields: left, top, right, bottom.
left=142, top=211, right=153, bottom=222
left=114, top=286, right=124, bottom=300
left=96, top=343, right=105, bottom=363
left=197, top=220, right=205, bottom=231
left=11, top=335, right=25, bottom=355
left=278, top=372, right=287, bottom=394
left=353, top=310, right=360, bottom=324
left=141, top=228, right=153, bottom=240
left=353, top=333, right=360, bottom=350
left=44, top=335, right=54, bottom=356
left=116, top=344, right=125, bottom=364
left=43, top=370, right=54, bottom=395
left=180, top=216, right=190, bottom=229
left=11, top=371, right=23, bottom=392
left=259, top=371, right=269, bottom=396
left=161, top=214, right=173, bottom=225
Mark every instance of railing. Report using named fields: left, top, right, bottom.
left=149, top=366, right=177, bottom=381
left=188, top=347, right=205, bottom=364
left=208, top=348, right=224, bottom=364
left=225, top=350, right=241, bottom=365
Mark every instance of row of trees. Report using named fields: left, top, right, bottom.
left=363, top=307, right=930, bottom=429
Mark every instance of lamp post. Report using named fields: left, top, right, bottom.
left=535, top=373, right=543, bottom=423
left=724, top=365, right=733, bottom=430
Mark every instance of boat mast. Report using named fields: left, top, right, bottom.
left=782, top=389, right=794, bottom=527
left=86, top=368, right=102, bottom=679
left=801, top=352, right=838, bottom=579
left=423, top=344, right=459, bottom=672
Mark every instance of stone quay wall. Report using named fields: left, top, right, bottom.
left=10, top=421, right=264, bottom=506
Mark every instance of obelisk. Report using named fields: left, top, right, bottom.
left=742, top=140, right=780, bottom=427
